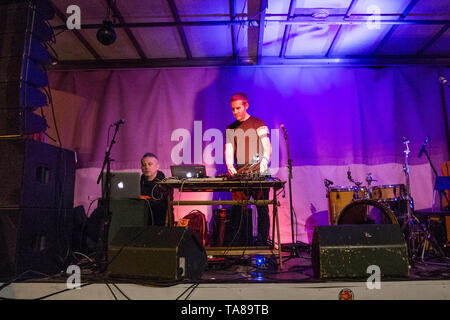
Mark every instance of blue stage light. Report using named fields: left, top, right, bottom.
left=255, top=256, right=265, bottom=267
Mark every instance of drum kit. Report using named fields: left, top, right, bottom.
left=325, top=138, right=449, bottom=265
left=326, top=173, right=407, bottom=226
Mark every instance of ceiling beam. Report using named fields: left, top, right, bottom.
left=229, top=0, right=238, bottom=58
left=167, top=0, right=192, bottom=59
left=247, top=0, right=259, bottom=59
left=279, top=0, right=297, bottom=58
left=326, top=0, right=359, bottom=57
left=48, top=56, right=450, bottom=71
left=416, top=24, right=450, bottom=56
left=107, top=0, right=147, bottom=60
left=50, top=1, right=102, bottom=60
left=52, top=19, right=450, bottom=30
left=373, top=0, right=420, bottom=54
left=256, top=0, right=268, bottom=64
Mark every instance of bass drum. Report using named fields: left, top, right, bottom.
left=337, top=199, right=398, bottom=225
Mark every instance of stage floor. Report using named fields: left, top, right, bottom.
left=1, top=245, right=450, bottom=300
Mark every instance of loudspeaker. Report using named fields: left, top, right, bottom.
left=107, top=199, right=151, bottom=244
left=0, top=207, right=73, bottom=279
left=213, top=208, right=253, bottom=246
left=0, top=0, right=54, bottom=137
left=83, top=199, right=151, bottom=252
left=0, top=139, right=76, bottom=209
left=108, top=226, right=207, bottom=281
left=0, top=139, right=75, bottom=208
left=312, top=224, right=409, bottom=279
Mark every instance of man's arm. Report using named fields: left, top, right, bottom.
left=260, top=135, right=272, bottom=174
left=257, top=124, right=272, bottom=174
left=225, top=142, right=237, bottom=175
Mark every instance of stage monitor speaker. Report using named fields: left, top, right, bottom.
left=0, top=139, right=76, bottom=209
left=0, top=207, right=73, bottom=279
left=108, top=226, right=207, bottom=281
left=312, top=224, right=409, bottom=279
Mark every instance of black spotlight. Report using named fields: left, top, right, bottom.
left=96, top=20, right=116, bottom=46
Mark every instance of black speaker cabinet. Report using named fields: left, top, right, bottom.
left=0, top=207, right=73, bottom=279
left=0, top=139, right=76, bottom=209
left=108, top=226, right=207, bottom=281
left=0, top=0, right=54, bottom=136
left=312, top=224, right=409, bottom=279
left=107, top=199, right=151, bottom=244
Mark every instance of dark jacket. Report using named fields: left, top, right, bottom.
left=140, top=170, right=168, bottom=226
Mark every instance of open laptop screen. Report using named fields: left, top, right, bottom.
left=103, top=172, right=141, bottom=199
left=170, top=165, right=206, bottom=179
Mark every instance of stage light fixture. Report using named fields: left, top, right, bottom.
left=96, top=20, right=116, bottom=46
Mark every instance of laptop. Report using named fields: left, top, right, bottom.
left=103, top=172, right=141, bottom=199
left=170, top=165, right=207, bottom=179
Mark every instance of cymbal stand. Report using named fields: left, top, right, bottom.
left=416, top=141, right=450, bottom=265
left=401, top=138, right=421, bottom=259
left=402, top=138, right=448, bottom=265
left=346, top=168, right=366, bottom=199
left=366, top=173, right=376, bottom=199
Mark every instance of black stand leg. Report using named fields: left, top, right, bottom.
left=280, top=127, right=306, bottom=263
left=95, top=123, right=123, bottom=273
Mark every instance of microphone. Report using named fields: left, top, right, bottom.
left=418, top=136, right=430, bottom=158
left=280, top=124, right=287, bottom=133
left=439, top=76, right=449, bottom=86
left=347, top=168, right=352, bottom=181
left=110, top=119, right=125, bottom=127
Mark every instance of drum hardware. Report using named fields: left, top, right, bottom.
left=400, top=137, right=448, bottom=265
left=414, top=136, right=450, bottom=265
left=324, top=179, right=334, bottom=189
left=347, top=168, right=369, bottom=199
left=366, top=173, right=376, bottom=199
left=418, top=216, right=449, bottom=266
left=401, top=137, right=420, bottom=259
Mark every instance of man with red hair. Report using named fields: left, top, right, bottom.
left=225, top=92, right=272, bottom=245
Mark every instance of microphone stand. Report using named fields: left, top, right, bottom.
left=95, top=123, right=122, bottom=274
left=404, top=138, right=448, bottom=265
left=402, top=138, right=417, bottom=258
left=281, top=127, right=302, bottom=262
left=422, top=144, right=450, bottom=210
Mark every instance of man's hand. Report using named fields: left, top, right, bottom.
left=260, top=157, right=269, bottom=175
left=227, top=165, right=237, bottom=176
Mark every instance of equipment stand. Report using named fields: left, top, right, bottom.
left=95, top=123, right=123, bottom=273
left=404, top=138, right=449, bottom=265
left=280, top=127, right=304, bottom=263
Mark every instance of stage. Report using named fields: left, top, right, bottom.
left=1, top=247, right=449, bottom=301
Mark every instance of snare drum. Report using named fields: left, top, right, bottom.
left=327, top=186, right=367, bottom=225
left=371, top=184, right=406, bottom=201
